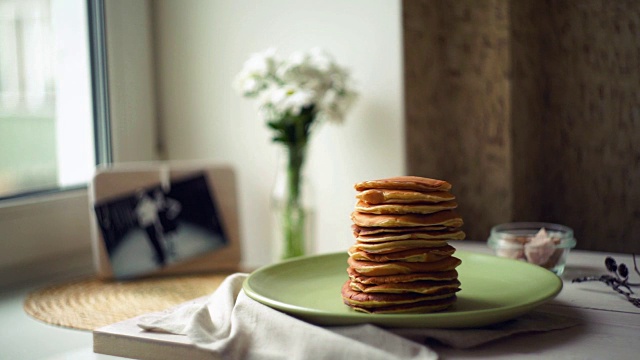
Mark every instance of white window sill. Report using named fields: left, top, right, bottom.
left=0, top=189, right=96, bottom=290
left=0, top=285, right=102, bottom=359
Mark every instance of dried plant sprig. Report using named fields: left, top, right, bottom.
left=632, top=255, right=640, bottom=286
left=572, top=254, right=640, bottom=308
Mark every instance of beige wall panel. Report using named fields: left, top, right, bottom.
left=540, top=1, right=640, bottom=252
left=404, top=0, right=640, bottom=253
left=404, top=0, right=512, bottom=242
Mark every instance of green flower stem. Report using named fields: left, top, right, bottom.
left=282, top=141, right=306, bottom=259
left=271, top=107, right=314, bottom=259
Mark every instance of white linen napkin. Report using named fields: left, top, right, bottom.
left=138, top=273, right=577, bottom=359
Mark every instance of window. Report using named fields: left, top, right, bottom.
left=0, top=0, right=98, bottom=199
left=0, top=0, right=111, bottom=288
left=0, top=0, right=157, bottom=288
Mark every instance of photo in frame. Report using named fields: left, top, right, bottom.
left=90, top=163, right=241, bottom=280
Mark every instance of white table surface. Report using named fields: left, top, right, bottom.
left=3, top=241, right=639, bottom=359
left=437, top=242, right=640, bottom=359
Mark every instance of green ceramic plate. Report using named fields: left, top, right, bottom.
left=243, top=250, right=562, bottom=328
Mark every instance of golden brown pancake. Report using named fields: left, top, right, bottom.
left=341, top=280, right=457, bottom=306
left=349, top=240, right=447, bottom=254
left=352, top=224, right=450, bottom=236
left=348, top=256, right=462, bottom=276
left=356, top=189, right=455, bottom=205
left=343, top=176, right=463, bottom=314
left=351, top=210, right=464, bottom=228
left=347, top=297, right=457, bottom=314
left=351, top=224, right=455, bottom=236
left=350, top=279, right=461, bottom=295
left=348, top=245, right=456, bottom=262
left=351, top=240, right=450, bottom=254
left=341, top=281, right=458, bottom=313
left=356, top=230, right=466, bottom=243
left=354, top=200, right=458, bottom=215
left=347, top=267, right=459, bottom=284
left=354, top=176, right=452, bottom=192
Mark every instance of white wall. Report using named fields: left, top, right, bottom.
left=154, top=0, right=405, bottom=268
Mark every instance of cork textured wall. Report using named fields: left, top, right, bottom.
left=404, top=0, right=640, bottom=253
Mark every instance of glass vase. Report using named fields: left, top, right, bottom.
left=270, top=145, right=314, bottom=261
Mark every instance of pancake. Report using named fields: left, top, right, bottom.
left=350, top=279, right=461, bottom=294
left=351, top=240, right=450, bottom=254
left=356, top=189, right=455, bottom=205
left=341, top=281, right=457, bottom=313
left=347, top=296, right=457, bottom=314
left=347, top=267, right=459, bottom=284
left=352, top=224, right=450, bottom=235
left=356, top=229, right=466, bottom=243
left=351, top=210, right=464, bottom=228
left=354, top=200, right=458, bottom=215
left=341, top=280, right=457, bottom=307
left=348, top=256, right=462, bottom=276
left=344, top=176, right=463, bottom=314
left=354, top=176, right=452, bottom=192
left=348, top=245, right=456, bottom=262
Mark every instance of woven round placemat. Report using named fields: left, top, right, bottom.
left=23, top=273, right=229, bottom=331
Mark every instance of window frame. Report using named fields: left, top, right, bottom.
left=88, top=0, right=112, bottom=166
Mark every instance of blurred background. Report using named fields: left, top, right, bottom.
left=1, top=0, right=638, bottom=287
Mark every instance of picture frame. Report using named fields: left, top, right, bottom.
left=89, top=161, right=241, bottom=280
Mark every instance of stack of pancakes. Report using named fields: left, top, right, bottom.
left=341, top=176, right=465, bottom=314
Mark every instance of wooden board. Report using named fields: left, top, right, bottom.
left=93, top=297, right=211, bottom=360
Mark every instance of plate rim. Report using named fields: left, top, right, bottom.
left=242, top=250, right=563, bottom=328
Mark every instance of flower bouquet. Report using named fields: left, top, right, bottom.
left=234, top=48, right=357, bottom=259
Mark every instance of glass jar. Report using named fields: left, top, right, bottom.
left=487, top=222, right=577, bottom=275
